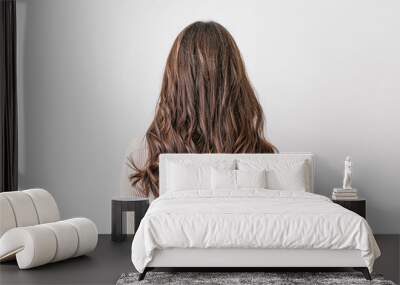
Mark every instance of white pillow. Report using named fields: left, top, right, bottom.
left=238, top=159, right=309, bottom=191
left=237, top=169, right=267, bottom=189
left=211, top=168, right=268, bottom=190
left=211, top=168, right=236, bottom=189
left=166, top=159, right=235, bottom=192
left=267, top=162, right=306, bottom=191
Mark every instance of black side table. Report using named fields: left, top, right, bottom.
left=332, top=198, right=366, bottom=219
left=111, top=197, right=149, bottom=242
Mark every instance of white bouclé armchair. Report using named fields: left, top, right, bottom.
left=0, top=189, right=98, bottom=269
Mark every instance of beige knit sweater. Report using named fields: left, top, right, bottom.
left=119, top=137, right=155, bottom=200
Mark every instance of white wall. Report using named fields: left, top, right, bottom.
left=17, top=0, right=400, bottom=233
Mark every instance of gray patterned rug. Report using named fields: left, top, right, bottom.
left=116, top=272, right=396, bottom=285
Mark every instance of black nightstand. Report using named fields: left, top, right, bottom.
left=111, top=197, right=149, bottom=242
left=332, top=199, right=366, bottom=218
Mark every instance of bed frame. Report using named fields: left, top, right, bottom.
left=140, top=248, right=370, bottom=280
left=139, top=153, right=372, bottom=281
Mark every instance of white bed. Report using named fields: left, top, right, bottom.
left=131, top=153, right=380, bottom=280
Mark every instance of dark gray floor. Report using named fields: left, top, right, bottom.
left=0, top=235, right=133, bottom=285
left=0, top=235, right=399, bottom=285
left=375, top=235, right=400, bottom=284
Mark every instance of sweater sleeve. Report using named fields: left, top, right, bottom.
left=119, top=137, right=148, bottom=198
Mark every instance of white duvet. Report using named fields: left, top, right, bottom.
left=131, top=190, right=380, bottom=273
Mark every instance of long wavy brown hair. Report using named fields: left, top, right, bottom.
left=129, top=21, right=276, bottom=197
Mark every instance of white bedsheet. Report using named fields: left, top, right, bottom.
left=131, top=190, right=380, bottom=273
